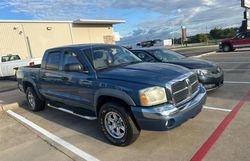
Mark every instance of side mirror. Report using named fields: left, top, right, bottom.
left=64, top=63, right=84, bottom=72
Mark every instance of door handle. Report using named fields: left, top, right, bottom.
left=61, top=77, right=69, bottom=81
left=79, top=80, right=92, bottom=85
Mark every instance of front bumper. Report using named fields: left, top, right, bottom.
left=198, top=72, right=224, bottom=90
left=131, top=85, right=207, bottom=131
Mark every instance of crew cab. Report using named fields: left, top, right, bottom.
left=0, top=54, right=41, bottom=78
left=219, top=32, right=250, bottom=52
left=16, top=44, right=207, bottom=146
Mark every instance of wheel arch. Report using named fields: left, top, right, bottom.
left=94, top=89, right=136, bottom=115
left=22, top=80, right=44, bottom=100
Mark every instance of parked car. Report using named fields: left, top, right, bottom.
left=131, top=48, right=224, bottom=91
left=0, top=54, right=41, bottom=78
left=136, top=39, right=162, bottom=48
left=219, top=32, right=250, bottom=52
left=17, top=44, right=207, bottom=146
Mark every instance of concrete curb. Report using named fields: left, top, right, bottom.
left=1, top=103, right=19, bottom=112
left=192, top=51, right=217, bottom=58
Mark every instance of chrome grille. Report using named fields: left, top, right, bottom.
left=171, top=74, right=199, bottom=105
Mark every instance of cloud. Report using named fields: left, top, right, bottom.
left=0, top=0, right=244, bottom=44
left=0, top=0, right=110, bottom=19
left=116, top=0, right=243, bottom=44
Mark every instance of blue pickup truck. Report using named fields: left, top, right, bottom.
left=17, top=44, right=207, bottom=146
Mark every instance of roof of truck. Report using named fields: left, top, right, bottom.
left=47, top=44, right=119, bottom=51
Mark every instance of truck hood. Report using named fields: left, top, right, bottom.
left=221, top=38, right=232, bottom=43
left=97, top=62, right=191, bottom=86
left=167, top=58, right=218, bottom=69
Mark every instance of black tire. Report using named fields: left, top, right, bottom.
left=26, top=87, right=45, bottom=112
left=99, top=102, right=140, bottom=146
left=222, top=44, right=231, bottom=52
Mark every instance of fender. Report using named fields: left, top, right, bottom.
left=22, top=78, right=45, bottom=101
left=94, top=88, right=136, bottom=110
left=222, top=41, right=233, bottom=49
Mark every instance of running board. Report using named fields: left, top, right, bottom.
left=47, top=103, right=97, bottom=120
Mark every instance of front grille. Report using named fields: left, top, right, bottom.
left=172, top=79, right=187, bottom=92
left=171, top=74, right=199, bottom=105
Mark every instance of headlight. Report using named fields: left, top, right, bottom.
left=193, top=69, right=209, bottom=76
left=139, top=86, right=167, bottom=106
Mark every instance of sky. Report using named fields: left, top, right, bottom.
left=0, top=0, right=244, bottom=44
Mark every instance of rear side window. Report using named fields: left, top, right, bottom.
left=46, top=52, right=61, bottom=70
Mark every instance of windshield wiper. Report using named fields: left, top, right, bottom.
left=120, top=61, right=142, bottom=66
left=96, top=61, right=142, bottom=71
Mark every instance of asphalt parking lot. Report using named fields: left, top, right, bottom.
left=1, top=49, right=250, bottom=161
left=0, top=78, right=17, bottom=93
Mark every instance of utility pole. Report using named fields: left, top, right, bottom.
left=172, top=23, right=175, bottom=47
left=206, top=25, right=208, bottom=45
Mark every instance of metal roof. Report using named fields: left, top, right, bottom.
left=47, top=43, right=120, bottom=51
left=0, top=19, right=125, bottom=25
left=73, top=19, right=125, bottom=24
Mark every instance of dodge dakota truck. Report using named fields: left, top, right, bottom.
left=16, top=44, right=207, bottom=146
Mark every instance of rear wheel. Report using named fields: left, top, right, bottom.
left=99, top=102, right=140, bottom=146
left=26, top=87, right=45, bottom=111
left=222, top=44, right=231, bottom=52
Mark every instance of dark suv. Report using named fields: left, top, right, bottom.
left=131, top=48, right=224, bottom=90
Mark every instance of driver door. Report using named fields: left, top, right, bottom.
left=232, top=33, right=248, bottom=48
left=60, top=50, right=95, bottom=110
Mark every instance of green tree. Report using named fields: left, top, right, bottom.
left=210, top=27, right=238, bottom=39
left=197, top=34, right=209, bottom=43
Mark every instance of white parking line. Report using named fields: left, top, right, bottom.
left=223, top=69, right=250, bottom=71
left=203, top=106, right=232, bottom=112
left=6, top=110, right=99, bottom=161
left=217, top=62, right=250, bottom=63
left=225, top=81, right=250, bottom=84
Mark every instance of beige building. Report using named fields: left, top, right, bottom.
left=0, top=19, right=124, bottom=59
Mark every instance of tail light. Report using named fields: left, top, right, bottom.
left=29, top=62, right=35, bottom=66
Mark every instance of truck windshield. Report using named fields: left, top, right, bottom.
left=148, top=49, right=186, bottom=62
left=84, top=46, right=141, bottom=70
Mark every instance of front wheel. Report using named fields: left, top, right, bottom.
left=222, top=45, right=231, bottom=52
left=99, top=102, right=140, bottom=146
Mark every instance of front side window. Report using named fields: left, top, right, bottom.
left=235, top=33, right=246, bottom=39
left=9, top=55, right=21, bottom=61
left=133, top=51, right=155, bottom=62
left=84, top=46, right=141, bottom=70
left=62, top=51, right=87, bottom=72
left=148, top=49, right=186, bottom=62
left=46, top=52, right=61, bottom=70
left=63, top=51, right=81, bottom=66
